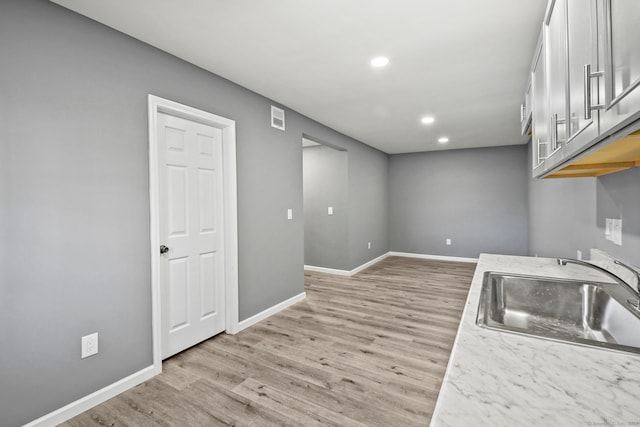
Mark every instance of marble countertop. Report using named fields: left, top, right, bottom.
left=430, top=253, right=640, bottom=427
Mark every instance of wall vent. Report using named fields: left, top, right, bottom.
left=271, top=106, right=285, bottom=131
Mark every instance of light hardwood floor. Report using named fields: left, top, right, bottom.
left=63, top=256, right=475, bottom=426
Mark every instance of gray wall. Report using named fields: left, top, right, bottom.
left=528, top=155, right=597, bottom=258
left=0, top=80, right=7, bottom=294
left=348, top=139, right=390, bottom=268
left=0, top=1, right=389, bottom=425
left=594, top=169, right=640, bottom=265
left=0, top=71, right=7, bottom=368
left=528, top=144, right=640, bottom=265
left=303, top=145, right=349, bottom=270
left=389, top=145, right=529, bottom=258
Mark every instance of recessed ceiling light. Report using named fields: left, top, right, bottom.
left=370, top=57, right=389, bottom=68
left=421, top=116, right=435, bottom=125
left=438, top=137, right=449, bottom=143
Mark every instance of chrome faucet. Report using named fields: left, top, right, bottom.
left=557, top=258, right=640, bottom=297
left=614, top=259, right=640, bottom=294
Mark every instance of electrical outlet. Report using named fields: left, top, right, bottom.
left=612, top=219, right=622, bottom=246
left=328, top=206, right=333, bottom=215
left=577, top=250, right=582, bottom=260
left=81, top=333, right=99, bottom=359
left=287, top=209, right=293, bottom=220
left=446, top=238, right=452, bottom=246
left=367, top=242, right=371, bottom=249
left=605, top=218, right=613, bottom=241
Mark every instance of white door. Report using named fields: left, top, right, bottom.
left=157, top=112, right=226, bottom=359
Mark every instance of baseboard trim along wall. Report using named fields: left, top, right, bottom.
left=24, top=365, right=158, bottom=427
left=27, top=291, right=308, bottom=425
left=350, top=252, right=391, bottom=275
left=388, top=251, right=479, bottom=263
left=304, top=265, right=352, bottom=276
left=27, top=251, right=472, bottom=425
left=237, top=291, right=307, bottom=332
left=304, top=252, right=391, bottom=277
left=304, top=251, right=477, bottom=277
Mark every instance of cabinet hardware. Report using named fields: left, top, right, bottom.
left=552, top=114, right=566, bottom=150
left=584, top=64, right=605, bottom=120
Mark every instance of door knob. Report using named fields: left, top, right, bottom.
left=160, top=245, right=169, bottom=254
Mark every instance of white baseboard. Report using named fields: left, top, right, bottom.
left=388, top=251, right=478, bottom=263
left=25, top=364, right=159, bottom=427
left=27, top=291, right=309, bottom=425
left=304, top=252, right=476, bottom=278
left=304, top=252, right=391, bottom=277
left=304, top=265, right=352, bottom=276
left=25, top=250, right=473, bottom=426
left=237, top=291, right=306, bottom=332
left=349, top=252, right=391, bottom=275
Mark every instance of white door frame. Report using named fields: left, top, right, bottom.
left=148, top=94, right=239, bottom=373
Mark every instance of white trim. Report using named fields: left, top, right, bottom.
left=237, top=292, right=306, bottom=332
left=304, top=252, right=391, bottom=277
left=304, top=265, right=352, bottom=276
left=388, top=251, right=478, bottom=263
left=148, top=95, right=162, bottom=376
left=148, top=95, right=240, bottom=362
left=222, top=120, right=240, bottom=335
left=350, top=252, right=390, bottom=275
left=304, top=252, right=477, bottom=278
left=24, top=365, right=157, bottom=427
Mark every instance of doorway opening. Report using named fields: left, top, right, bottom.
left=302, top=135, right=349, bottom=271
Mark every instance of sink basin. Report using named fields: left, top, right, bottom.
left=476, top=272, right=640, bottom=354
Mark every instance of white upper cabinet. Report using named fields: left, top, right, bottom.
left=599, top=0, right=640, bottom=135
left=521, top=78, right=532, bottom=136
left=564, top=0, right=600, bottom=158
left=532, top=40, right=549, bottom=177
left=527, top=0, right=640, bottom=178
left=545, top=0, right=568, bottom=161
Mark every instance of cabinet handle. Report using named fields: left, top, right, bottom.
left=552, top=114, right=558, bottom=148
left=584, top=64, right=605, bottom=120
left=552, top=114, right=566, bottom=150
left=584, top=64, right=592, bottom=120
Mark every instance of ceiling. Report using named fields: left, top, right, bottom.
left=51, top=0, right=547, bottom=154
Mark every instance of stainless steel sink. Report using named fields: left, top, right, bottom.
left=476, top=272, right=640, bottom=354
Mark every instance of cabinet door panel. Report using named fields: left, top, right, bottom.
left=601, top=0, right=640, bottom=134
left=565, top=0, right=599, bottom=154
left=546, top=0, right=568, bottom=154
left=532, top=41, right=549, bottom=175
left=521, top=80, right=532, bottom=136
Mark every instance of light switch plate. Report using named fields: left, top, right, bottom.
left=81, top=333, right=99, bottom=359
left=287, top=209, right=293, bottom=220
left=605, top=218, right=613, bottom=241
left=328, top=206, right=333, bottom=215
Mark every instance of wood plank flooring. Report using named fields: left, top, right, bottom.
left=62, top=256, right=475, bottom=427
